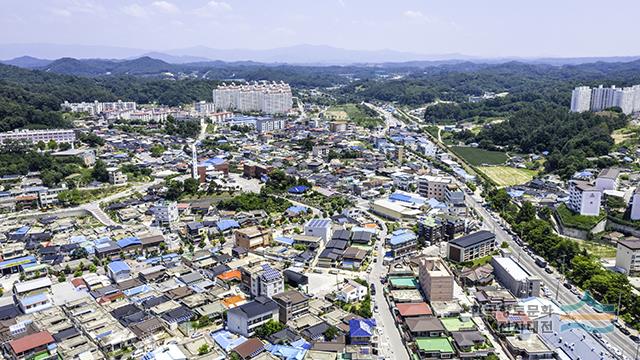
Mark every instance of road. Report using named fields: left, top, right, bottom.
left=361, top=206, right=410, bottom=360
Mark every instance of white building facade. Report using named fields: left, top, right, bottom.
left=212, top=81, right=293, bottom=114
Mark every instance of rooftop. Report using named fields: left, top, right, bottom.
left=415, top=337, right=454, bottom=353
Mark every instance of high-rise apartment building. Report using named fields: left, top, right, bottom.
left=570, top=84, right=640, bottom=115
left=212, top=81, right=293, bottom=114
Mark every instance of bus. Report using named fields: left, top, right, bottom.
left=534, top=256, right=548, bottom=268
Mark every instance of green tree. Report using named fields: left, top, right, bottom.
left=254, top=319, right=285, bottom=338
left=515, top=202, right=536, bottom=223
left=323, top=325, right=339, bottom=341
left=92, top=159, right=109, bottom=182
left=183, top=178, right=200, bottom=195
left=197, top=344, right=209, bottom=355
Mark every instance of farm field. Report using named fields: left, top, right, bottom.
left=476, top=166, right=537, bottom=186
left=450, top=146, right=508, bottom=166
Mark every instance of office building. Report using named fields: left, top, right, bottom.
left=212, top=81, right=292, bottom=114
left=491, top=256, right=541, bottom=298
left=447, top=231, right=496, bottom=262
left=567, top=180, right=601, bottom=216
left=418, top=257, right=454, bottom=302
left=0, top=129, right=76, bottom=144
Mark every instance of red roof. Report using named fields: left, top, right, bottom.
left=396, top=302, right=432, bottom=317
left=9, top=331, right=54, bottom=354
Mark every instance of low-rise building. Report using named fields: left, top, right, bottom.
left=336, top=279, right=367, bottom=303
left=304, top=219, right=332, bottom=244
left=447, top=231, right=496, bottom=263
left=235, top=227, right=272, bottom=249
left=388, top=229, right=418, bottom=260
left=107, top=168, right=127, bottom=185
left=418, top=257, right=454, bottom=302
left=227, top=296, right=279, bottom=337
left=567, top=180, right=601, bottom=216
left=272, top=290, right=309, bottom=323
left=615, top=239, right=640, bottom=275
left=491, top=256, right=541, bottom=298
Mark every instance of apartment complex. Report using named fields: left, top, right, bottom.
left=418, top=175, right=452, bottom=201
left=418, top=257, right=454, bottom=302
left=567, top=180, right=601, bottom=216
left=616, top=239, right=640, bottom=275
left=235, top=226, right=272, bottom=249
left=0, top=129, right=76, bottom=144
left=61, top=100, right=137, bottom=115
left=241, top=263, right=284, bottom=298
left=255, top=118, right=286, bottom=133
left=212, top=81, right=293, bottom=114
left=570, top=84, right=640, bottom=114
left=447, top=231, right=496, bottom=263
left=491, top=256, right=541, bottom=298
left=272, top=290, right=309, bottom=323
left=226, top=296, right=280, bottom=337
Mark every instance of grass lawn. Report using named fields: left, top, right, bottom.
left=571, top=239, right=617, bottom=258
left=556, top=203, right=605, bottom=231
left=476, top=166, right=537, bottom=187
left=327, top=104, right=383, bottom=129
left=450, top=146, right=508, bottom=166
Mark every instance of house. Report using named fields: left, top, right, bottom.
left=235, top=227, right=272, bottom=249
left=567, top=180, right=601, bottom=216
left=396, top=302, right=433, bottom=318
left=272, top=290, right=310, bottom=323
left=227, top=296, right=279, bottom=337
left=13, top=277, right=53, bottom=314
left=107, top=261, right=132, bottom=283
left=341, top=247, right=368, bottom=269
left=304, top=219, right=332, bottom=243
left=349, top=319, right=376, bottom=345
left=447, top=231, right=496, bottom=263
left=232, top=338, right=265, bottom=360
left=451, top=331, right=492, bottom=358
left=7, top=331, right=56, bottom=360
left=336, top=280, right=367, bottom=303
left=405, top=317, right=445, bottom=338
left=415, top=337, right=455, bottom=359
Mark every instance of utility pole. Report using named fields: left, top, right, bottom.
left=555, top=258, right=565, bottom=301
left=616, top=291, right=623, bottom=321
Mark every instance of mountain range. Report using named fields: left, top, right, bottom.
left=2, top=43, right=640, bottom=66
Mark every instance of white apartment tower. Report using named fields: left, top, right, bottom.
left=212, top=81, right=293, bottom=114
left=570, top=86, right=591, bottom=113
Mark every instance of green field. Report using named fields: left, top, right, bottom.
left=556, top=203, right=605, bottom=231
left=327, top=104, right=383, bottom=129
left=572, top=239, right=617, bottom=258
left=450, top=146, right=508, bottom=166
left=476, top=166, right=537, bottom=187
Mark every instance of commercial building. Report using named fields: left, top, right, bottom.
left=615, top=239, right=640, bottom=275
left=151, top=201, right=179, bottom=226
left=235, top=226, right=272, bottom=249
left=491, top=256, right=541, bottom=298
left=272, top=290, right=309, bottom=323
left=212, top=81, right=292, bottom=114
left=567, top=180, right=601, bottom=216
left=241, top=263, right=284, bottom=298
left=0, top=129, right=76, bottom=144
left=226, top=296, right=279, bottom=337
left=304, top=219, right=332, bottom=243
left=107, top=261, right=132, bottom=283
left=447, top=231, right=496, bottom=263
left=255, top=118, right=286, bottom=133
left=418, top=257, right=454, bottom=302
left=418, top=176, right=452, bottom=201
left=370, top=199, right=422, bottom=221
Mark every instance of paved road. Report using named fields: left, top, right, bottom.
left=361, top=207, right=410, bottom=360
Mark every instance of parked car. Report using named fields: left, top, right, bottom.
left=544, top=267, right=553, bottom=274
left=629, top=335, right=640, bottom=343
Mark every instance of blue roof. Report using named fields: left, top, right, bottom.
left=200, top=158, right=225, bottom=166
left=288, top=185, right=309, bottom=194
left=389, top=192, right=425, bottom=205
left=508, top=189, right=525, bottom=198
left=287, top=205, right=308, bottom=214
left=12, top=226, right=30, bottom=235
left=426, top=198, right=447, bottom=209
left=211, top=330, right=247, bottom=352
left=274, top=236, right=294, bottom=246
left=261, top=264, right=282, bottom=281
left=0, top=255, right=36, bottom=270
left=108, top=261, right=130, bottom=274
left=117, top=237, right=141, bottom=248
left=349, top=319, right=376, bottom=337
left=290, top=339, right=312, bottom=350
left=389, top=229, right=417, bottom=246
left=267, top=344, right=307, bottom=360
left=216, top=219, right=239, bottom=231
left=306, top=219, right=331, bottom=228
left=124, top=284, right=151, bottom=297
left=20, top=293, right=49, bottom=307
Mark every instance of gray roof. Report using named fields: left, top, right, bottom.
left=449, top=231, right=495, bottom=248
left=451, top=331, right=486, bottom=347
left=228, top=296, right=278, bottom=319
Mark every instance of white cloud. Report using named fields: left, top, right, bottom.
left=49, top=0, right=104, bottom=18
left=403, top=10, right=427, bottom=20
left=122, top=3, right=148, bottom=18
left=50, top=8, right=72, bottom=17
left=152, top=1, right=179, bottom=14
left=194, top=1, right=232, bottom=17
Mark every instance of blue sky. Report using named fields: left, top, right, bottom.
left=1, top=0, right=638, bottom=57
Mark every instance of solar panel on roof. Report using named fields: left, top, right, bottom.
left=261, top=264, right=282, bottom=282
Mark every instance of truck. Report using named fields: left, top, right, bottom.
left=534, top=256, right=547, bottom=268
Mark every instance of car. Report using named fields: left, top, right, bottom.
left=544, top=267, right=553, bottom=274
left=594, top=333, right=603, bottom=339
left=629, top=335, right=640, bottom=343
left=570, top=288, right=581, bottom=296
left=329, top=270, right=339, bottom=275
left=313, top=269, right=323, bottom=274
left=620, top=327, right=631, bottom=335
left=563, top=283, right=573, bottom=290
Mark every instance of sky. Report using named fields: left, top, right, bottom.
left=1, top=0, right=639, bottom=58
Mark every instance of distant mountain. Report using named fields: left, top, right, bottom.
left=40, top=56, right=175, bottom=76
left=138, top=52, right=212, bottom=64
left=0, top=56, right=52, bottom=68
